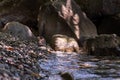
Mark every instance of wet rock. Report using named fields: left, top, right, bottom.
left=53, top=0, right=97, bottom=38
left=2, top=21, right=36, bottom=40
left=51, top=34, right=80, bottom=53
left=61, top=72, right=74, bottom=80
left=76, top=0, right=120, bottom=33
left=51, top=34, right=68, bottom=52
left=84, top=34, right=120, bottom=56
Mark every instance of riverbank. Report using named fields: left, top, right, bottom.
left=1, top=32, right=120, bottom=80
left=0, top=32, right=50, bottom=80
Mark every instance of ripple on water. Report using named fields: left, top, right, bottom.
left=39, top=52, right=120, bottom=80
left=39, top=52, right=80, bottom=74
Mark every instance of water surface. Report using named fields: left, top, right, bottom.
left=39, top=51, right=120, bottom=80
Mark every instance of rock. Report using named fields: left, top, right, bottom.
left=51, top=34, right=68, bottom=52
left=51, top=34, right=80, bottom=53
left=61, top=72, right=74, bottom=80
left=66, top=37, right=80, bottom=53
left=2, top=21, right=36, bottom=40
left=37, top=36, right=46, bottom=46
left=52, top=0, right=97, bottom=38
left=98, top=14, right=120, bottom=36
left=38, top=3, right=77, bottom=44
left=84, top=34, right=120, bottom=56
left=75, top=0, right=120, bottom=36
left=0, top=0, right=41, bottom=33
left=38, top=0, right=97, bottom=50
left=76, top=0, right=120, bottom=18
left=102, top=0, right=120, bottom=15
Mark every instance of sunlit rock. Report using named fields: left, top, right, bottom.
left=53, top=0, right=97, bottom=39
left=51, top=34, right=80, bottom=53
left=61, top=72, right=74, bottom=80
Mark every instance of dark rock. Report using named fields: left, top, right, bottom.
left=76, top=0, right=120, bottom=31
left=102, top=0, right=120, bottom=15
left=2, top=21, right=36, bottom=40
left=76, top=0, right=120, bottom=18
left=84, top=34, right=120, bottom=56
left=0, top=0, right=41, bottom=33
left=52, top=0, right=97, bottom=38
left=61, top=72, right=74, bottom=80
left=38, top=0, right=97, bottom=52
left=98, top=14, right=120, bottom=36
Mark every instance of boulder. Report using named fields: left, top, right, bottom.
left=38, top=3, right=77, bottom=44
left=75, top=0, right=120, bottom=35
left=2, top=21, right=36, bottom=40
left=52, top=0, right=97, bottom=39
left=98, top=14, right=120, bottom=36
left=51, top=34, right=80, bottom=53
left=84, top=34, right=120, bottom=56
left=0, top=0, right=41, bottom=32
left=76, top=0, right=120, bottom=18
left=38, top=0, right=97, bottom=51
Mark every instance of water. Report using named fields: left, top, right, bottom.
left=39, top=51, right=120, bottom=80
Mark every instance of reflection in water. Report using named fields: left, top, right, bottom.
left=39, top=51, right=120, bottom=80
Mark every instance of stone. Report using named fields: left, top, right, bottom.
left=66, top=38, right=80, bottom=53
left=38, top=3, right=77, bottom=44
left=38, top=0, right=97, bottom=50
left=51, top=34, right=80, bottom=53
left=61, top=72, right=74, bottom=80
left=84, top=34, right=120, bottom=56
left=98, top=14, right=120, bottom=36
left=75, top=0, right=120, bottom=37
left=51, top=34, right=68, bottom=52
left=0, top=0, right=41, bottom=33
left=52, top=0, right=97, bottom=39
left=76, top=0, right=120, bottom=18
left=2, top=21, right=36, bottom=40
left=37, top=36, right=46, bottom=46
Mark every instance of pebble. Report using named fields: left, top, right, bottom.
left=0, top=32, right=49, bottom=79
